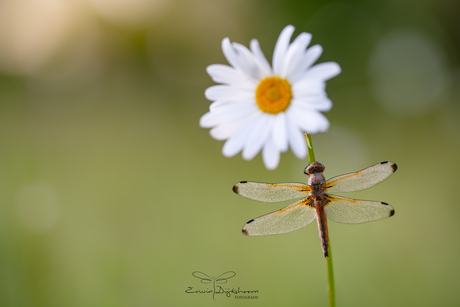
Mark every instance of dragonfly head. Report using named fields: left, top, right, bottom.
left=304, top=162, right=325, bottom=175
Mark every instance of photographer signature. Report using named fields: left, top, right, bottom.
left=187, top=271, right=236, bottom=300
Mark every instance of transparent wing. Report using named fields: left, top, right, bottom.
left=233, top=181, right=310, bottom=202
left=325, top=195, right=395, bottom=224
left=325, top=161, right=397, bottom=193
left=242, top=197, right=316, bottom=236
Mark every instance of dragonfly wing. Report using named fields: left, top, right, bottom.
left=325, top=161, right=397, bottom=193
left=233, top=181, right=310, bottom=202
left=325, top=195, right=395, bottom=224
left=242, top=197, right=316, bottom=236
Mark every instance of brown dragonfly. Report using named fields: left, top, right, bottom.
left=233, top=161, right=397, bottom=258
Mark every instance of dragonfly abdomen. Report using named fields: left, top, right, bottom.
left=315, top=198, right=329, bottom=258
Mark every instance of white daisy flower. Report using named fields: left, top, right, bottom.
left=200, top=25, right=341, bottom=170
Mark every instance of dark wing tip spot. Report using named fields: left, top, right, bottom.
left=381, top=202, right=389, bottom=206
left=242, top=229, right=249, bottom=236
left=391, top=163, right=398, bottom=172
left=381, top=161, right=398, bottom=172
left=246, top=219, right=255, bottom=224
left=233, top=181, right=248, bottom=193
left=390, top=209, right=395, bottom=217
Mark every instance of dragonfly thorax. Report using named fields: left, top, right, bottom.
left=306, top=162, right=326, bottom=199
left=308, top=178, right=326, bottom=199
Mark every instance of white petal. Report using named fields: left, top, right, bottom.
left=286, top=119, right=306, bottom=158
left=286, top=107, right=329, bottom=134
left=222, top=132, right=247, bottom=156
left=199, top=101, right=257, bottom=128
left=242, top=113, right=273, bottom=160
left=291, top=96, right=332, bottom=112
left=232, top=42, right=267, bottom=80
left=280, top=32, right=312, bottom=78
left=205, top=85, right=254, bottom=102
left=210, top=112, right=257, bottom=140
left=262, top=137, right=280, bottom=170
left=302, top=62, right=341, bottom=81
left=209, top=100, right=228, bottom=110
left=222, top=37, right=244, bottom=71
left=222, top=115, right=259, bottom=157
left=292, top=80, right=325, bottom=97
left=209, top=99, right=254, bottom=111
left=200, top=111, right=217, bottom=128
left=208, top=100, right=256, bottom=113
left=250, top=39, right=272, bottom=76
left=210, top=121, right=242, bottom=140
left=206, top=64, right=255, bottom=89
left=272, top=113, right=288, bottom=152
left=289, top=45, right=323, bottom=83
left=273, top=25, right=295, bottom=75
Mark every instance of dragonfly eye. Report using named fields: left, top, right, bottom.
left=304, top=165, right=310, bottom=175
left=305, top=162, right=325, bottom=175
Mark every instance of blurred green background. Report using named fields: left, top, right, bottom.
left=0, top=0, right=459, bottom=306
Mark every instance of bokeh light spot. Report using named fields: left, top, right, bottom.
left=368, top=29, right=449, bottom=116
left=0, top=0, right=76, bottom=75
left=87, top=0, right=171, bottom=27
left=16, top=183, right=61, bottom=234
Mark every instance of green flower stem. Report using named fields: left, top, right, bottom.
left=326, top=243, right=336, bottom=307
left=305, top=133, right=316, bottom=163
left=304, top=133, right=336, bottom=307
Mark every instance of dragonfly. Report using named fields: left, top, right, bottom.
left=233, top=161, right=397, bottom=258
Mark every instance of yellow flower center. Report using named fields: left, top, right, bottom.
left=255, top=77, right=292, bottom=114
